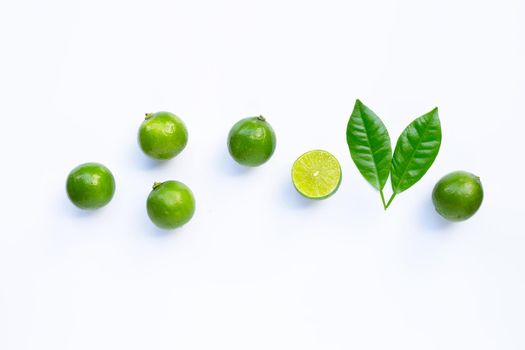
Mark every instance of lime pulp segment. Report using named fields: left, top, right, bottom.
left=291, top=150, right=342, bottom=199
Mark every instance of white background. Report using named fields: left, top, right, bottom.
left=1, top=0, right=524, bottom=349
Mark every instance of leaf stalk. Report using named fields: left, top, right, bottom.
left=384, top=194, right=396, bottom=210
left=380, top=190, right=386, bottom=209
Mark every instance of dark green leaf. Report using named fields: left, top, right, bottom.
left=346, top=99, right=392, bottom=190
left=391, top=107, right=441, bottom=194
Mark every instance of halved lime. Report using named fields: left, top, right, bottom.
left=291, top=150, right=342, bottom=199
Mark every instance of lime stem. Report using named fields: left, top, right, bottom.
left=384, top=193, right=397, bottom=210
left=152, top=181, right=162, bottom=190
left=145, top=112, right=153, bottom=120
left=257, top=115, right=266, bottom=122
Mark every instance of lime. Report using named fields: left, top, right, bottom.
left=66, top=162, right=115, bottom=209
left=147, top=180, right=195, bottom=229
left=138, top=111, right=188, bottom=160
left=432, top=171, right=483, bottom=222
left=227, top=116, right=276, bottom=167
left=291, top=150, right=342, bottom=199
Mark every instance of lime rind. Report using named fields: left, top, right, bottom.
left=291, top=150, right=342, bottom=199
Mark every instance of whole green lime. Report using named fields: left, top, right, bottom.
left=432, top=171, right=483, bottom=222
left=227, top=116, right=276, bottom=167
left=147, top=181, right=195, bottom=229
left=66, top=163, right=115, bottom=209
left=138, top=111, right=188, bottom=160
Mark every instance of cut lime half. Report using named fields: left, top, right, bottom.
left=291, top=150, right=342, bottom=199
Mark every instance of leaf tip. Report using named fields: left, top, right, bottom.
left=432, top=107, right=441, bottom=124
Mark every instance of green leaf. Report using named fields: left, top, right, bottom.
left=346, top=99, right=392, bottom=191
left=391, top=107, right=441, bottom=194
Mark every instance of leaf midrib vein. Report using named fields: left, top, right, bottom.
left=358, top=105, right=384, bottom=189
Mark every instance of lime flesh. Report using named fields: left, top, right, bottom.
left=291, top=150, right=342, bottom=199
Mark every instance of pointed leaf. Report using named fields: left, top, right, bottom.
left=346, top=99, right=392, bottom=190
left=391, top=107, right=441, bottom=194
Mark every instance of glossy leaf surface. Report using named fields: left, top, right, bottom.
left=346, top=99, right=392, bottom=190
left=391, top=108, right=441, bottom=194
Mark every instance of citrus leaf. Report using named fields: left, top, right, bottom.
left=346, top=99, right=392, bottom=191
left=391, top=107, right=441, bottom=194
